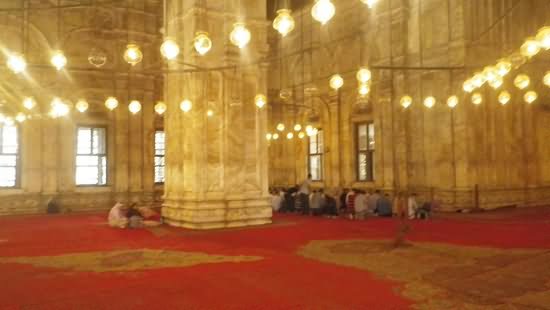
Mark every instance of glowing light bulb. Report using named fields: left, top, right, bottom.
left=463, top=79, right=475, bottom=93
left=520, top=37, right=540, bottom=58
left=483, top=66, right=499, bottom=83
left=273, top=9, right=295, bottom=37
left=180, top=99, right=192, bottom=112
left=15, top=113, right=26, bottom=123
left=329, top=74, right=344, bottom=90
left=7, top=54, right=26, bottom=73
left=305, top=125, right=313, bottom=133
left=75, top=99, right=89, bottom=113
left=498, top=91, right=511, bottom=105
left=23, top=97, right=36, bottom=110
left=50, top=97, right=70, bottom=118
left=50, top=50, right=67, bottom=70
left=4, top=117, right=14, bottom=126
left=311, top=0, right=335, bottom=25
left=472, top=72, right=486, bottom=88
left=536, top=26, right=550, bottom=50
left=423, top=96, right=436, bottom=109
left=160, top=38, right=180, bottom=60
left=286, top=132, right=294, bottom=140
left=193, top=32, right=212, bottom=55
left=206, top=109, right=214, bottom=117
left=543, top=71, right=550, bottom=87
left=294, top=124, right=302, bottom=132
left=277, top=123, right=285, bottom=132
left=298, top=132, right=305, bottom=139
left=230, top=23, right=251, bottom=48
left=524, top=91, right=537, bottom=104
left=356, top=68, right=372, bottom=83
left=471, top=92, right=483, bottom=105
left=154, top=101, right=167, bottom=115
left=105, top=97, right=119, bottom=110
left=514, top=74, right=530, bottom=90
left=400, top=95, right=412, bottom=108
left=123, top=44, right=143, bottom=66
left=447, top=95, right=458, bottom=108
left=358, top=83, right=370, bottom=96
left=361, top=0, right=378, bottom=8
left=272, top=133, right=279, bottom=140
left=488, top=75, right=503, bottom=89
left=255, top=94, right=267, bottom=109
left=495, top=59, right=512, bottom=76
left=128, top=100, right=142, bottom=114
left=266, top=133, right=272, bottom=141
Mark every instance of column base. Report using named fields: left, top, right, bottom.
left=162, top=197, right=272, bottom=230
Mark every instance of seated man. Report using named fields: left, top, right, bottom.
left=376, top=194, right=393, bottom=217
left=354, top=190, right=369, bottom=220
left=416, top=201, right=433, bottom=220
left=108, top=202, right=129, bottom=228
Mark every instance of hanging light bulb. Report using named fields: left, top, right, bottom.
left=488, top=75, right=503, bottom=89
left=154, top=101, right=167, bottom=115
left=543, top=71, right=550, bottom=87
left=463, top=79, right=475, bottom=93
left=180, top=99, right=192, bottom=112
left=471, top=92, right=483, bottom=105
left=311, top=0, right=335, bottom=25
left=472, top=72, right=486, bottom=88
left=305, top=125, right=313, bottom=133
left=298, top=132, right=306, bottom=139
left=329, top=74, right=344, bottom=90
left=273, top=9, right=295, bottom=37
left=524, top=91, right=538, bottom=104
left=123, top=44, right=143, bottom=66
left=15, top=113, right=26, bottom=123
left=361, top=0, right=379, bottom=8
left=105, top=97, right=119, bottom=110
left=482, top=66, right=499, bottom=83
left=160, top=38, right=180, bottom=60
left=255, top=94, right=267, bottom=108
left=400, top=95, right=412, bottom=108
left=50, top=50, right=67, bottom=70
left=23, top=97, right=36, bottom=110
left=230, top=23, right=251, bottom=48
left=447, top=95, right=458, bottom=108
left=7, top=53, right=27, bottom=74
left=423, top=96, right=436, bottom=109
left=266, top=133, right=273, bottom=141
left=514, top=74, right=530, bottom=90
left=193, top=32, right=212, bottom=55
left=498, top=91, right=511, bottom=105
left=272, top=133, right=279, bottom=140
left=294, top=124, right=302, bottom=132
left=277, top=123, right=285, bottom=132
left=50, top=97, right=70, bottom=118
left=356, top=68, right=372, bottom=83
left=495, top=59, right=512, bottom=76
left=75, top=99, right=89, bottom=113
left=520, top=37, right=540, bottom=58
left=206, top=109, right=214, bottom=117
left=287, top=132, right=294, bottom=140
left=536, top=26, right=550, bottom=50
left=128, top=100, right=142, bottom=114
left=358, top=83, right=370, bottom=96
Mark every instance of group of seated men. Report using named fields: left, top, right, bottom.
left=270, top=186, right=435, bottom=220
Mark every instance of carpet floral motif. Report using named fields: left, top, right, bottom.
left=0, top=249, right=262, bottom=273
left=298, top=240, right=550, bottom=309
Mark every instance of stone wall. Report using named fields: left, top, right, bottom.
left=267, top=0, right=550, bottom=210
left=0, top=1, right=164, bottom=215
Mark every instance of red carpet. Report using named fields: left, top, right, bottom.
left=1, top=208, right=550, bottom=309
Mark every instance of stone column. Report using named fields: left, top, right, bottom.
left=161, top=0, right=272, bottom=229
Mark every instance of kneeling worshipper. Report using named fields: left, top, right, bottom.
left=376, top=194, right=393, bottom=217
left=108, top=202, right=129, bottom=228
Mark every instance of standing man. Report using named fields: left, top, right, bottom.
left=299, top=174, right=312, bottom=215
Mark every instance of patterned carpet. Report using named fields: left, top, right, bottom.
left=0, top=207, right=549, bottom=309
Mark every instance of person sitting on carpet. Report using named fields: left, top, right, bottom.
left=310, top=190, right=324, bottom=216
left=408, top=193, right=419, bottom=219
left=376, top=194, right=393, bottom=217
left=354, top=190, right=369, bottom=220
left=108, top=202, right=129, bottom=228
